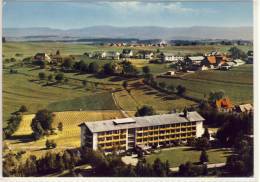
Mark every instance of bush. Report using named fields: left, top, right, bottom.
left=195, top=137, right=210, bottom=150
left=135, top=105, right=156, bottom=117
left=45, top=139, right=57, bottom=149
left=38, top=72, right=46, bottom=80
left=176, top=85, right=186, bottom=95
left=55, top=73, right=64, bottom=82
left=19, top=105, right=28, bottom=112
left=57, top=122, right=63, bottom=131
left=9, top=69, right=18, bottom=74
left=178, top=162, right=207, bottom=177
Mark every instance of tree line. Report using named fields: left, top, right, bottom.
left=3, top=105, right=28, bottom=139
left=3, top=147, right=172, bottom=177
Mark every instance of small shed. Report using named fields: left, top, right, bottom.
left=165, top=71, right=175, bottom=76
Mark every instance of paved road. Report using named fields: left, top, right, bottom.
left=170, top=163, right=226, bottom=172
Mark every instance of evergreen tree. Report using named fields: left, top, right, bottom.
left=202, top=127, right=210, bottom=140
left=142, top=66, right=150, bottom=75
left=200, top=150, right=209, bottom=164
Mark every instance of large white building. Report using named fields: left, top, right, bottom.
left=79, top=111, right=204, bottom=152
left=162, top=53, right=184, bottom=63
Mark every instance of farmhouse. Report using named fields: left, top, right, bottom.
left=202, top=55, right=226, bottom=69
left=122, top=49, right=134, bottom=58
left=34, top=53, right=51, bottom=63
left=215, top=97, right=233, bottom=112
left=162, top=53, right=184, bottom=63
left=79, top=111, right=204, bottom=153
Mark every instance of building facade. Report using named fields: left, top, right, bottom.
left=79, top=112, right=204, bottom=152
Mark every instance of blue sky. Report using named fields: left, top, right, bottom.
left=3, top=1, right=253, bottom=29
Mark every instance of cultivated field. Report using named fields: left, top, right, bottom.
left=5, top=110, right=124, bottom=159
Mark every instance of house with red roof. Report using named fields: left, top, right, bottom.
left=215, top=97, right=234, bottom=112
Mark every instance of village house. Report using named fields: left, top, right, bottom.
left=233, top=59, right=246, bottom=67
left=187, top=56, right=205, bottom=66
left=200, top=65, right=209, bottom=71
left=101, top=51, right=120, bottom=60
left=205, top=51, right=222, bottom=56
left=50, top=54, right=63, bottom=64
left=79, top=111, right=205, bottom=153
left=34, top=53, right=51, bottom=63
left=215, top=97, right=234, bottom=112
left=247, top=50, right=253, bottom=64
left=138, top=50, right=154, bottom=59
left=219, top=62, right=232, bottom=70
left=235, top=104, right=253, bottom=113
left=162, top=53, right=184, bottom=63
left=202, top=55, right=226, bottom=69
left=122, top=49, right=134, bottom=58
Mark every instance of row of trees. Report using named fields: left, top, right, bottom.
left=144, top=74, right=186, bottom=96
left=3, top=147, right=171, bottom=177
left=62, top=59, right=140, bottom=77
left=225, top=136, right=253, bottom=176
left=38, top=72, right=64, bottom=83
left=3, top=105, right=28, bottom=139
left=216, top=112, right=253, bottom=147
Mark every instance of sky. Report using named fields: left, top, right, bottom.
left=3, top=1, right=253, bottom=29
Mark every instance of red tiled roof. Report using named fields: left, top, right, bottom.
left=207, top=56, right=217, bottom=64
left=216, top=98, right=233, bottom=109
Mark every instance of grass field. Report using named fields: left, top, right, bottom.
left=157, top=64, right=253, bottom=104
left=146, top=148, right=232, bottom=167
left=3, top=42, right=252, bottom=59
left=129, top=59, right=174, bottom=74
left=114, top=81, right=196, bottom=112
left=47, top=93, right=117, bottom=112
left=2, top=68, right=118, bottom=127
left=5, top=110, right=124, bottom=159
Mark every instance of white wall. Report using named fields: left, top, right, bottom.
left=80, top=126, right=86, bottom=147
left=93, top=133, right=98, bottom=150
left=196, top=121, right=204, bottom=138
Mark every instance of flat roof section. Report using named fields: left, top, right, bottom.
left=79, top=111, right=205, bottom=133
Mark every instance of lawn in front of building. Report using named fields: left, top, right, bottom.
left=145, top=147, right=232, bottom=168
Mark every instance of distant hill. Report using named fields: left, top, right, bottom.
left=3, top=26, right=253, bottom=41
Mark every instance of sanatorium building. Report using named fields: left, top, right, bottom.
left=79, top=111, right=205, bottom=152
